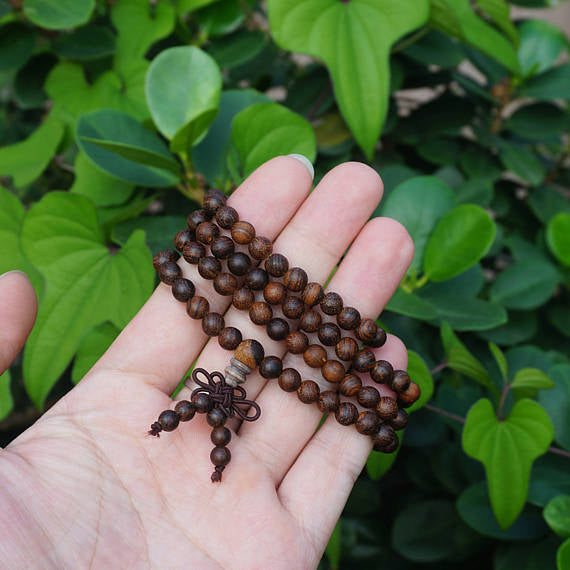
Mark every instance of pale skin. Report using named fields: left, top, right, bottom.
left=0, top=158, right=414, bottom=569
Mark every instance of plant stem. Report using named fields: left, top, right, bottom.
left=496, top=382, right=510, bottom=420
left=425, top=403, right=465, bottom=424
left=548, top=446, right=570, bottom=459
left=306, top=84, right=332, bottom=121
left=430, top=361, right=447, bottom=376
left=391, top=26, right=430, bottom=54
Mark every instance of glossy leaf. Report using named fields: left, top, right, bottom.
left=489, top=342, right=508, bottom=381
left=406, top=350, right=434, bottom=413
left=517, top=19, right=568, bottom=76
left=0, top=369, right=12, bottom=421
left=366, top=436, right=402, bottom=480
left=528, top=185, right=570, bottom=224
left=476, top=0, right=518, bottom=44
left=53, top=25, right=116, bottom=61
left=0, top=23, right=36, bottom=74
left=72, top=323, right=120, bottom=384
left=558, top=539, right=570, bottom=570
left=401, top=29, right=463, bottom=68
left=385, top=288, right=437, bottom=320
left=112, top=215, right=187, bottom=254
left=499, top=142, right=547, bottom=186
left=23, top=0, right=95, bottom=30
left=208, top=30, right=266, bottom=69
left=520, top=64, right=570, bottom=101
left=506, top=103, right=569, bottom=140
left=547, top=212, right=570, bottom=266
left=538, top=365, right=570, bottom=451
left=544, top=495, right=570, bottom=538
left=14, top=53, right=57, bottom=109
left=511, top=368, right=555, bottom=391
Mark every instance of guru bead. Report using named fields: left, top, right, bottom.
left=153, top=249, right=179, bottom=271
left=203, top=190, right=226, bottom=215
left=320, top=292, right=343, bottom=315
left=210, top=446, right=231, bottom=467
left=339, top=373, right=362, bottom=397
left=158, top=410, right=179, bottom=432
left=259, top=356, right=283, bottom=379
left=389, top=408, right=409, bottom=431
left=234, top=339, right=265, bottom=368
left=355, top=411, right=379, bottom=435
left=196, top=221, right=220, bottom=245
left=297, top=380, right=320, bottom=404
left=357, top=386, right=381, bottom=409
left=335, top=402, right=358, bottom=426
left=285, top=331, right=309, bottom=354
left=265, top=253, right=289, bottom=277
left=218, top=327, right=242, bottom=351
left=187, top=296, right=209, bottom=319
left=213, top=272, right=238, bottom=296
left=263, top=282, right=287, bottom=305
left=207, top=408, right=226, bottom=428
left=187, top=209, right=208, bottom=230
left=198, top=256, right=221, bottom=279
left=232, top=287, right=254, bottom=310
left=337, top=306, right=361, bottom=330
left=353, top=349, right=376, bottom=373
left=335, top=337, right=359, bottom=361
left=376, top=397, right=399, bottom=421
left=248, top=236, right=272, bottom=260
left=192, top=392, right=213, bottom=413
left=245, top=268, right=269, bottom=290
left=318, top=323, right=341, bottom=346
left=299, top=309, right=321, bottom=333
left=302, top=282, right=324, bottom=307
left=210, top=236, right=235, bottom=259
left=159, top=261, right=181, bottom=285
left=211, top=426, right=231, bottom=447
left=355, top=318, right=378, bottom=344
left=249, top=301, right=273, bottom=325
left=398, top=382, right=421, bottom=408
left=227, top=252, right=251, bottom=276
left=317, top=391, right=340, bottom=414
left=284, top=267, right=308, bottom=292
left=282, top=295, right=304, bottom=319
left=231, top=221, right=255, bottom=244
left=202, top=312, right=224, bottom=336
left=175, top=228, right=195, bottom=252
left=266, top=318, right=290, bottom=341
left=174, top=400, right=195, bottom=421
left=182, top=241, right=205, bottom=264
left=215, top=205, right=239, bottom=229
left=304, top=345, right=327, bottom=368
left=391, top=370, right=411, bottom=394
left=370, top=360, right=393, bottom=384
left=278, top=368, right=302, bottom=392
left=171, top=277, right=195, bottom=302
left=372, top=424, right=396, bottom=450
left=321, top=360, right=345, bottom=383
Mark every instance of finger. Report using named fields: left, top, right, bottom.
left=0, top=271, right=38, bottom=374
left=95, top=156, right=313, bottom=392
left=240, top=217, right=413, bottom=482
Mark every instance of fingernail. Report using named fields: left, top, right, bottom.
left=0, top=270, right=27, bottom=281
left=287, top=154, right=314, bottom=181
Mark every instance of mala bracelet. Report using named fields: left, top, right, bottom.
left=150, top=189, right=420, bottom=482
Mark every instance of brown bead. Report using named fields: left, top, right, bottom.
left=339, top=373, right=362, bottom=397
left=187, top=209, right=208, bottom=231
left=187, top=296, right=209, bottom=319
left=182, top=241, right=205, bottom=264
left=153, top=249, right=179, bottom=271
left=207, top=408, right=226, bottom=428
left=282, top=295, right=304, bottom=319
left=174, top=400, right=195, bottom=422
left=211, top=426, right=231, bottom=447
left=227, top=252, right=251, bottom=276
left=265, top=253, right=289, bottom=277
left=391, top=370, right=411, bottom=394
left=284, top=267, right=308, bottom=292
left=335, top=402, right=358, bottom=426
left=376, top=397, right=399, bottom=421
left=320, top=292, right=343, bottom=315
left=355, top=411, right=379, bottom=435
left=259, top=356, right=283, bottom=379
left=218, top=327, right=242, bottom=350
left=211, top=236, right=235, bottom=259
left=317, top=390, right=340, bottom=414
left=299, top=309, right=321, bottom=333
left=318, top=323, right=341, bottom=346
left=234, top=339, right=264, bottom=368
left=278, top=368, right=302, bottom=392
left=379, top=432, right=399, bottom=453
left=357, top=386, right=381, bottom=409
left=367, top=327, right=387, bottom=348
left=297, top=380, right=320, bottom=404
left=248, top=236, right=273, bottom=260
left=231, top=221, right=255, bottom=244
left=210, top=446, right=231, bottom=467
left=196, top=221, right=220, bottom=245
left=192, top=392, right=212, bottom=413
left=353, top=348, right=376, bottom=372
left=321, top=360, right=345, bottom=383
left=171, top=277, right=195, bottom=302
left=335, top=337, right=358, bottom=361
left=370, top=360, right=393, bottom=384
left=263, top=282, right=287, bottom=305
left=249, top=301, right=273, bottom=325
left=232, top=287, right=254, bottom=310
left=389, top=408, right=409, bottom=431
left=203, top=190, right=226, bottom=215
left=266, top=318, right=290, bottom=341
left=372, top=424, right=396, bottom=451
left=214, top=272, right=238, bottom=296
left=302, top=282, right=324, bottom=307
left=158, top=410, right=179, bottom=432
left=174, top=228, right=195, bottom=252
left=285, top=331, right=309, bottom=354
left=215, top=205, right=239, bottom=229
left=202, top=312, right=224, bottom=336
left=159, top=261, right=181, bottom=285
left=304, top=345, right=327, bottom=368
left=355, top=318, right=378, bottom=344
left=198, top=256, right=221, bottom=280
left=245, top=267, right=269, bottom=290
left=337, top=306, right=361, bottom=330
left=398, top=382, right=420, bottom=408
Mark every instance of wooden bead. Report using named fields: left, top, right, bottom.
left=234, top=339, right=264, bottom=368
left=278, top=368, right=301, bottom=392
left=357, top=386, right=381, bottom=409
left=187, top=296, right=209, bottom=319
left=248, top=236, right=272, bottom=260
left=198, top=256, right=221, bottom=279
left=203, top=190, right=226, bottom=215
left=376, top=397, right=399, bottom=420
left=285, top=331, right=309, bottom=354
left=320, top=292, right=343, bottom=315
left=282, top=295, right=304, bottom=319
left=159, top=261, right=181, bottom=285
left=215, top=205, right=239, bottom=229
left=153, top=249, right=179, bottom=271
left=367, top=326, right=387, bottom=349
left=245, top=267, right=269, bottom=290
left=266, top=318, right=290, bottom=341
left=227, top=252, right=251, bottom=276
left=232, top=287, right=254, bottom=310
left=210, top=446, right=231, bottom=467
left=211, top=426, right=231, bottom=447
left=297, top=380, right=320, bottom=404
left=335, top=337, right=358, bottom=361
left=391, top=370, right=411, bottom=393
left=158, top=410, right=179, bottom=432
left=355, top=318, right=378, bottom=343
left=174, top=228, right=195, bottom=252
left=202, top=312, right=224, bottom=336
left=249, top=301, right=272, bottom=325
left=304, top=345, right=327, bottom=368
left=214, top=272, right=238, bottom=296
left=317, top=390, right=340, bottom=414
left=211, top=236, right=235, bottom=259
left=321, top=360, right=345, bottom=383
left=207, top=408, right=226, bottom=428
left=355, top=411, right=379, bottom=435
left=259, top=356, right=283, bottom=379
left=353, top=349, right=376, bottom=373
left=263, top=282, right=287, bottom=305
left=174, top=400, right=195, bottom=422
left=398, top=382, right=420, bottom=408
left=370, top=360, right=393, bottom=384
left=218, top=327, right=243, bottom=350
left=172, top=277, right=195, bottom=302
left=389, top=408, right=409, bottom=431
left=182, top=241, right=205, bottom=264
left=299, top=309, right=321, bottom=333
left=337, top=306, right=361, bottom=330
left=380, top=433, right=400, bottom=453
left=284, top=267, right=308, bottom=292
left=196, top=221, right=220, bottom=245
left=372, top=424, right=396, bottom=451
left=231, top=221, right=255, bottom=244
left=192, top=392, right=213, bottom=413
left=187, top=209, right=208, bottom=231
left=302, top=282, right=324, bottom=307
left=339, top=373, right=362, bottom=397
left=335, top=402, right=358, bottom=426
left=318, top=323, right=341, bottom=346
left=265, top=253, right=289, bottom=277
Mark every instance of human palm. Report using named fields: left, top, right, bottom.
left=0, top=157, right=413, bottom=569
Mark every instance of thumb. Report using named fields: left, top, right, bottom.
left=0, top=271, right=38, bottom=375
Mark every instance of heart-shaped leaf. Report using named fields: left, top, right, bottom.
left=72, top=323, right=120, bottom=384
left=511, top=368, right=555, bottom=391
left=23, top=0, right=95, bottom=30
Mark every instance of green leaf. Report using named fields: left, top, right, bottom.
left=231, top=102, right=316, bottom=178
left=489, top=342, right=508, bottom=381
left=421, top=264, right=485, bottom=298
left=0, top=23, right=35, bottom=74
left=417, top=137, right=460, bottom=166
left=406, top=350, right=434, bottom=413
left=385, top=288, right=437, bottom=320
left=76, top=109, right=180, bottom=187
left=381, top=176, right=456, bottom=272
left=547, top=212, right=570, bottom=266
left=72, top=322, right=120, bottom=384
left=177, top=0, right=220, bottom=14
left=424, top=204, right=495, bottom=281
left=0, top=368, right=13, bottom=421
left=517, top=19, right=568, bottom=76
left=196, top=0, right=244, bottom=36
left=325, top=520, right=341, bottom=570
left=454, top=176, right=495, bottom=206
left=146, top=46, right=222, bottom=151
left=267, top=0, right=430, bottom=158
left=21, top=192, right=154, bottom=408
left=112, top=215, right=187, bottom=254
left=529, top=464, right=570, bottom=508
left=53, top=25, right=116, bottom=61
left=366, top=435, right=401, bottom=479
left=538, top=364, right=570, bottom=451
left=207, top=29, right=266, bottom=69
left=511, top=368, right=555, bottom=391
left=476, top=0, right=518, bottom=45
left=544, top=495, right=570, bottom=538
left=529, top=185, right=570, bottom=223
left=460, top=146, right=502, bottom=180
left=547, top=304, right=570, bottom=339
left=23, top=0, right=95, bottom=30
left=520, top=64, right=570, bottom=101
left=401, top=29, right=464, bottom=68
left=559, top=539, right=570, bottom=570
left=506, top=103, right=569, bottom=140
left=462, top=398, right=554, bottom=528
left=14, top=53, right=56, bottom=109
